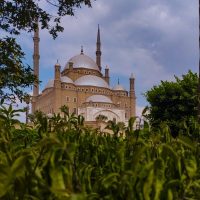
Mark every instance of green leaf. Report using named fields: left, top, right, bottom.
left=101, top=173, right=119, bottom=189
left=11, top=155, right=27, bottom=177
left=167, top=189, right=173, bottom=200
left=50, top=167, right=69, bottom=197
left=178, top=135, right=196, bottom=150
left=143, top=169, right=154, bottom=200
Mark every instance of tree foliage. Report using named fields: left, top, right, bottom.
left=0, top=37, right=36, bottom=101
left=0, top=0, right=94, bottom=101
left=145, top=71, right=198, bottom=136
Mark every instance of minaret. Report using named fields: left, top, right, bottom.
left=96, top=25, right=102, bottom=71
left=129, top=73, right=136, bottom=117
left=32, top=23, right=40, bottom=113
left=105, top=65, right=110, bottom=85
left=54, top=60, right=61, bottom=88
left=54, top=61, right=61, bottom=113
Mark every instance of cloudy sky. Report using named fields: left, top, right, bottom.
left=18, top=0, right=198, bottom=117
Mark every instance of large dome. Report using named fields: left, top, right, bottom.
left=86, top=95, right=112, bottom=103
left=64, top=53, right=99, bottom=71
left=75, top=75, right=109, bottom=88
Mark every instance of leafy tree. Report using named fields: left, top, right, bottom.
left=145, top=71, right=198, bottom=136
left=0, top=0, right=94, bottom=102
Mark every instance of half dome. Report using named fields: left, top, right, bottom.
left=86, top=95, right=112, bottom=103
left=75, top=75, right=109, bottom=88
left=64, top=53, right=99, bottom=71
left=45, top=79, right=54, bottom=89
left=61, top=76, right=73, bottom=84
left=45, top=76, right=74, bottom=89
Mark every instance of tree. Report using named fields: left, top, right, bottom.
left=145, top=71, right=198, bottom=129
left=0, top=0, right=94, bottom=102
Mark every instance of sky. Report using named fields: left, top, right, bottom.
left=16, top=0, right=198, bottom=119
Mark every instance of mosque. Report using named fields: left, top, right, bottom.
left=31, top=26, right=136, bottom=125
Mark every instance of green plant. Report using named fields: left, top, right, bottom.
left=0, top=105, right=199, bottom=199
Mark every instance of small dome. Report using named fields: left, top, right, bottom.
left=64, top=53, right=99, bottom=71
left=61, top=76, right=73, bottom=84
left=113, top=84, right=125, bottom=91
left=45, top=79, right=54, bottom=89
left=75, top=75, right=109, bottom=88
left=86, top=95, right=112, bottom=103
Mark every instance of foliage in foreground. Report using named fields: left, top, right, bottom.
left=0, top=105, right=200, bottom=199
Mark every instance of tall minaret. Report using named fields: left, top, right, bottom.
left=129, top=73, right=136, bottom=117
left=96, top=25, right=102, bottom=71
left=32, top=23, right=40, bottom=113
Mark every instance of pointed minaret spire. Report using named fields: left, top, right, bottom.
left=81, top=45, right=84, bottom=54
left=118, top=78, right=120, bottom=85
left=97, top=24, right=100, bottom=43
left=96, top=24, right=102, bottom=71
left=33, top=22, right=40, bottom=97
